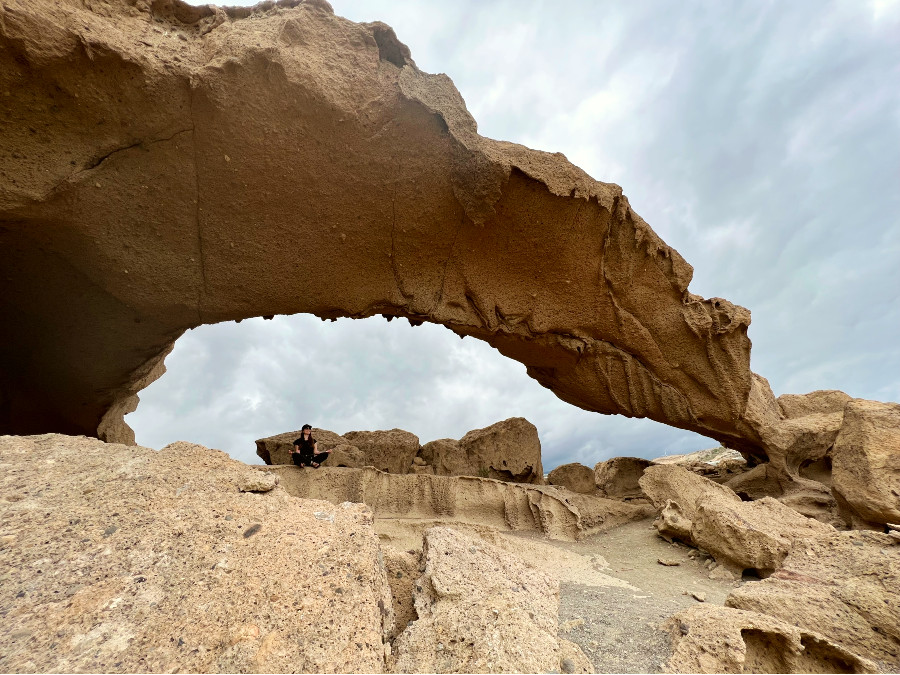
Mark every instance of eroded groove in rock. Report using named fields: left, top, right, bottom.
left=1, top=0, right=764, bottom=454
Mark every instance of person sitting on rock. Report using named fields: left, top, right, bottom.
left=292, top=424, right=331, bottom=468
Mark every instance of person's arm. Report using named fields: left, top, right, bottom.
left=292, top=443, right=299, bottom=454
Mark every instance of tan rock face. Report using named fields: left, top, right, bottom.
left=0, top=434, right=393, bottom=673
left=594, top=456, right=652, bottom=499
left=831, top=399, right=900, bottom=526
left=419, top=438, right=468, bottom=476
left=391, top=527, right=591, bottom=674
left=0, top=0, right=770, bottom=461
left=458, top=417, right=544, bottom=483
left=726, top=530, right=900, bottom=670
left=343, top=429, right=421, bottom=474
left=666, top=605, right=877, bottom=674
left=548, top=462, right=596, bottom=493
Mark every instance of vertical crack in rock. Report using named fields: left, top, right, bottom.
left=188, top=79, right=205, bottom=323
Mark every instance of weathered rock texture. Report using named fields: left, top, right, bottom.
left=640, top=465, right=834, bottom=573
left=0, top=434, right=393, bottom=673
left=547, top=462, right=596, bottom=494
left=456, top=417, right=544, bottom=483
left=391, top=527, right=592, bottom=674
left=666, top=605, right=877, bottom=674
left=831, top=399, right=900, bottom=527
left=726, top=530, right=900, bottom=670
left=342, top=429, right=421, bottom=474
left=264, top=464, right=651, bottom=541
left=594, top=456, right=652, bottom=500
left=0, top=0, right=773, bottom=461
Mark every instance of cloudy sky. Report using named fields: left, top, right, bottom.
left=128, top=0, right=900, bottom=469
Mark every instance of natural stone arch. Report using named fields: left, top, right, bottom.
left=0, top=0, right=768, bottom=457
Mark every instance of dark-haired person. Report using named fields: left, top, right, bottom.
left=291, top=424, right=331, bottom=468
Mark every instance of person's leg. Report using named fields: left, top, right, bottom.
left=291, top=453, right=305, bottom=468
left=311, top=452, right=330, bottom=468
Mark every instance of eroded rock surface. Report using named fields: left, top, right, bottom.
left=391, top=527, right=592, bottom=674
left=0, top=434, right=393, bottom=673
left=726, top=530, right=900, bottom=669
left=831, top=399, right=900, bottom=527
left=255, top=427, right=349, bottom=465
left=1, top=0, right=771, bottom=461
left=457, top=417, right=544, bottom=483
left=666, top=605, right=877, bottom=674
left=548, top=462, right=596, bottom=494
left=594, top=456, right=652, bottom=500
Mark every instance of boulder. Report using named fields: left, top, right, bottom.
left=652, top=446, right=749, bottom=484
left=391, top=527, right=591, bottom=674
left=726, top=530, right=900, bottom=669
left=831, top=399, right=900, bottom=526
left=594, top=456, right=651, bottom=499
left=666, top=605, right=877, bottom=674
left=419, top=438, right=470, bottom=476
left=329, top=443, right=366, bottom=468
left=0, top=434, right=393, bottom=673
left=458, top=417, right=544, bottom=484
left=343, top=429, right=421, bottom=475
left=548, top=462, right=596, bottom=494
left=255, top=427, right=347, bottom=465
left=692, top=495, right=834, bottom=574
left=778, top=389, right=853, bottom=419
left=639, top=464, right=741, bottom=519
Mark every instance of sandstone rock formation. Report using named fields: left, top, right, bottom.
left=0, top=434, right=393, bottom=673
left=652, top=446, right=748, bottom=484
left=726, top=530, right=900, bottom=669
left=343, top=429, right=421, bottom=474
left=831, top=399, right=900, bottom=527
left=548, top=462, right=596, bottom=494
left=666, top=605, right=877, bottom=674
left=640, top=464, right=834, bottom=573
left=391, top=527, right=592, bottom=674
left=457, top=417, right=543, bottom=483
left=0, top=0, right=775, bottom=463
left=255, top=427, right=349, bottom=465
left=594, top=456, right=652, bottom=500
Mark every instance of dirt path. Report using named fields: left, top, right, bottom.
left=502, top=519, right=742, bottom=674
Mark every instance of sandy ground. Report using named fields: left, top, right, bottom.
left=501, top=519, right=742, bottom=674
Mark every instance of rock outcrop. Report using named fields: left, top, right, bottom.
left=831, top=399, right=900, bottom=527
left=547, top=462, right=596, bottom=494
left=343, top=429, right=421, bottom=475
left=594, top=456, right=652, bottom=500
left=1, top=0, right=774, bottom=462
left=391, top=527, right=592, bottom=674
left=456, top=417, right=544, bottom=483
left=264, top=464, right=650, bottom=541
left=666, top=605, right=877, bottom=674
left=726, top=530, right=900, bottom=669
left=0, top=434, right=393, bottom=673
left=640, top=464, right=833, bottom=573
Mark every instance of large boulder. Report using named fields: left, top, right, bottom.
left=458, top=417, right=544, bottom=484
left=831, top=399, right=900, bottom=527
left=548, top=462, right=596, bottom=494
left=255, top=427, right=347, bottom=465
left=343, top=429, right=421, bottom=475
left=391, top=527, right=591, bottom=674
left=419, top=438, right=470, bottom=476
left=726, top=530, right=900, bottom=670
left=0, top=434, right=393, bottom=673
left=639, top=464, right=834, bottom=572
left=692, top=495, right=834, bottom=574
left=594, top=456, right=651, bottom=499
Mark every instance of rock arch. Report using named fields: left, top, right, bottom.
left=1, top=0, right=767, bottom=457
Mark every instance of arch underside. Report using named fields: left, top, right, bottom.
left=0, top=0, right=766, bottom=457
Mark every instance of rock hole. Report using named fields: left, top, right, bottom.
left=369, top=23, right=410, bottom=67
left=740, top=628, right=792, bottom=673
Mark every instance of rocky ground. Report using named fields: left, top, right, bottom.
left=504, top=521, right=739, bottom=674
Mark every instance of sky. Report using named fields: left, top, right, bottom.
left=128, top=0, right=900, bottom=469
